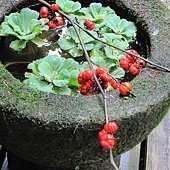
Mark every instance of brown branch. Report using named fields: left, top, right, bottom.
left=73, top=22, right=170, bottom=73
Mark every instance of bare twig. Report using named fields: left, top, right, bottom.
left=104, top=90, right=109, bottom=123
left=73, top=22, right=170, bottom=73
left=37, top=2, right=129, bottom=170
left=110, top=149, right=119, bottom=170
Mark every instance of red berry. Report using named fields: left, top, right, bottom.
left=121, top=82, right=132, bottom=91
left=136, top=58, right=147, bottom=68
left=99, top=134, right=115, bottom=149
left=40, top=6, right=49, bottom=18
left=110, top=79, right=119, bottom=89
left=126, top=50, right=139, bottom=63
left=100, top=73, right=111, bottom=83
left=104, top=122, right=118, bottom=133
left=96, top=67, right=108, bottom=76
left=107, top=134, right=115, bottom=146
left=99, top=141, right=111, bottom=149
left=119, top=85, right=129, bottom=96
left=133, top=62, right=140, bottom=69
left=119, top=82, right=132, bottom=96
left=80, top=80, right=95, bottom=95
left=40, top=13, right=48, bottom=18
left=129, top=64, right=140, bottom=76
left=119, top=58, right=130, bottom=71
left=53, top=16, right=64, bottom=27
left=84, top=19, right=95, bottom=30
left=98, top=132, right=107, bottom=141
left=80, top=85, right=89, bottom=95
left=85, top=80, right=93, bottom=88
left=78, top=72, right=84, bottom=85
left=50, top=4, right=59, bottom=11
left=88, top=24, right=95, bottom=30
left=47, top=21, right=57, bottom=29
left=83, top=69, right=94, bottom=80
left=98, top=129, right=107, bottom=140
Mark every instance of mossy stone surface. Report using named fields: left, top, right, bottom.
left=0, top=0, right=170, bottom=168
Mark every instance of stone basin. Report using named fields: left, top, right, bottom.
left=0, top=0, right=170, bottom=169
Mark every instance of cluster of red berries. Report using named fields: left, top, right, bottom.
left=119, top=50, right=147, bottom=76
left=39, top=4, right=64, bottom=29
left=84, top=19, right=95, bottom=30
left=78, top=67, right=132, bottom=96
left=78, top=67, right=117, bottom=95
left=98, top=122, right=118, bottom=149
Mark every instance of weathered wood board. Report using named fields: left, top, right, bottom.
left=146, top=110, right=170, bottom=170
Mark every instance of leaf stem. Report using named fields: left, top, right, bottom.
left=38, top=0, right=170, bottom=74
left=38, top=0, right=50, bottom=7
left=104, top=90, right=109, bottom=123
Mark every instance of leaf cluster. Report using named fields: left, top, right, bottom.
left=24, top=55, right=81, bottom=95
left=0, top=8, right=49, bottom=51
left=55, top=0, right=81, bottom=14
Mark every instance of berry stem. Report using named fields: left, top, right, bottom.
left=38, top=0, right=170, bottom=74
left=38, top=0, right=50, bottom=7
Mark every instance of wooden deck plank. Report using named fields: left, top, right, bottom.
left=146, top=109, right=170, bottom=170
left=119, top=143, right=141, bottom=170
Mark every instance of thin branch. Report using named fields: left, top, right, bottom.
left=38, top=0, right=50, bottom=7
left=104, top=90, right=109, bottom=123
left=38, top=2, right=117, bottom=169
left=110, top=149, right=119, bottom=170
left=73, top=22, right=170, bottom=73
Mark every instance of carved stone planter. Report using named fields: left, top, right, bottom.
left=0, top=0, right=169, bottom=169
